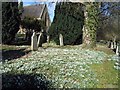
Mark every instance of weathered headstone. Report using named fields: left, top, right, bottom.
left=116, top=45, right=119, bottom=56
left=47, top=35, right=50, bottom=43
left=37, top=32, right=43, bottom=47
left=31, top=32, right=38, bottom=51
left=113, top=41, right=117, bottom=49
left=59, top=34, right=64, bottom=46
left=110, top=42, right=114, bottom=50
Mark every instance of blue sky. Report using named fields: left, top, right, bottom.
left=19, top=0, right=56, bottom=22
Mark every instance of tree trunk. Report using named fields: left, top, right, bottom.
left=83, top=3, right=99, bottom=48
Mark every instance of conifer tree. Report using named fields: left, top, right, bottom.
left=49, top=2, right=84, bottom=45
left=2, top=2, right=20, bottom=44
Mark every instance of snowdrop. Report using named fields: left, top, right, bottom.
left=1, top=45, right=116, bottom=88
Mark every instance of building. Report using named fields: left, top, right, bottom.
left=18, top=4, right=51, bottom=34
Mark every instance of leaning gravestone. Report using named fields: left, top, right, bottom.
left=31, top=32, right=38, bottom=51
left=37, top=32, right=42, bottom=47
left=59, top=34, right=64, bottom=46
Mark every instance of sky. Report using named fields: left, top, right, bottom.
left=19, top=0, right=56, bottom=22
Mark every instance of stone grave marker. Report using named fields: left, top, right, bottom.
left=113, top=41, right=117, bottom=49
left=59, top=34, right=64, bottom=46
left=37, top=32, right=42, bottom=47
left=47, top=35, right=50, bottom=43
left=116, top=44, right=120, bottom=56
left=31, top=32, right=38, bottom=51
left=110, top=42, right=114, bottom=50
left=114, top=44, right=120, bottom=70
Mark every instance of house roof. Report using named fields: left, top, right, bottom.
left=22, top=4, right=46, bottom=19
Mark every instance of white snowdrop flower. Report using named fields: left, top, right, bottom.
left=81, top=75, right=84, bottom=78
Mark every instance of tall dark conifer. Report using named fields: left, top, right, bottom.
left=49, top=2, right=84, bottom=45
left=2, top=2, right=20, bottom=44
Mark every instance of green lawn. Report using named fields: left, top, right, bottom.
left=1, top=44, right=31, bottom=61
left=91, top=61, right=118, bottom=88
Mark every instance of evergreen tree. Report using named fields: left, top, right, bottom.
left=2, top=2, right=20, bottom=44
left=21, top=16, right=46, bottom=43
left=49, top=2, right=84, bottom=45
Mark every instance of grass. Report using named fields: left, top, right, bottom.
left=90, top=60, right=118, bottom=88
left=94, top=44, right=115, bottom=55
left=0, top=45, right=18, bottom=51
left=16, top=34, right=25, bottom=38
left=1, top=44, right=31, bottom=61
left=0, top=43, right=119, bottom=88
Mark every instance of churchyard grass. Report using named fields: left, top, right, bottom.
left=0, top=43, right=119, bottom=88
left=90, top=61, right=118, bottom=88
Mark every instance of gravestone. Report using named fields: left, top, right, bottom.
left=31, top=32, right=38, bottom=51
left=59, top=34, right=64, bottom=46
left=113, top=41, right=117, bottom=49
left=110, top=42, right=114, bottom=50
left=37, top=32, right=42, bottom=47
left=114, top=44, right=120, bottom=70
left=47, top=35, right=50, bottom=43
left=116, top=44, right=120, bottom=56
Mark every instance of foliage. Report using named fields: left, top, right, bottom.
left=83, top=2, right=100, bottom=48
left=97, top=2, right=120, bottom=41
left=21, top=16, right=47, bottom=43
left=2, top=2, right=20, bottom=44
left=2, top=73, right=51, bottom=89
left=48, top=2, right=84, bottom=45
left=21, top=16, right=45, bottom=32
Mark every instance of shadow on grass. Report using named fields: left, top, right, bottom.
left=2, top=73, right=53, bottom=89
left=11, top=39, right=31, bottom=46
left=2, top=48, right=31, bottom=61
